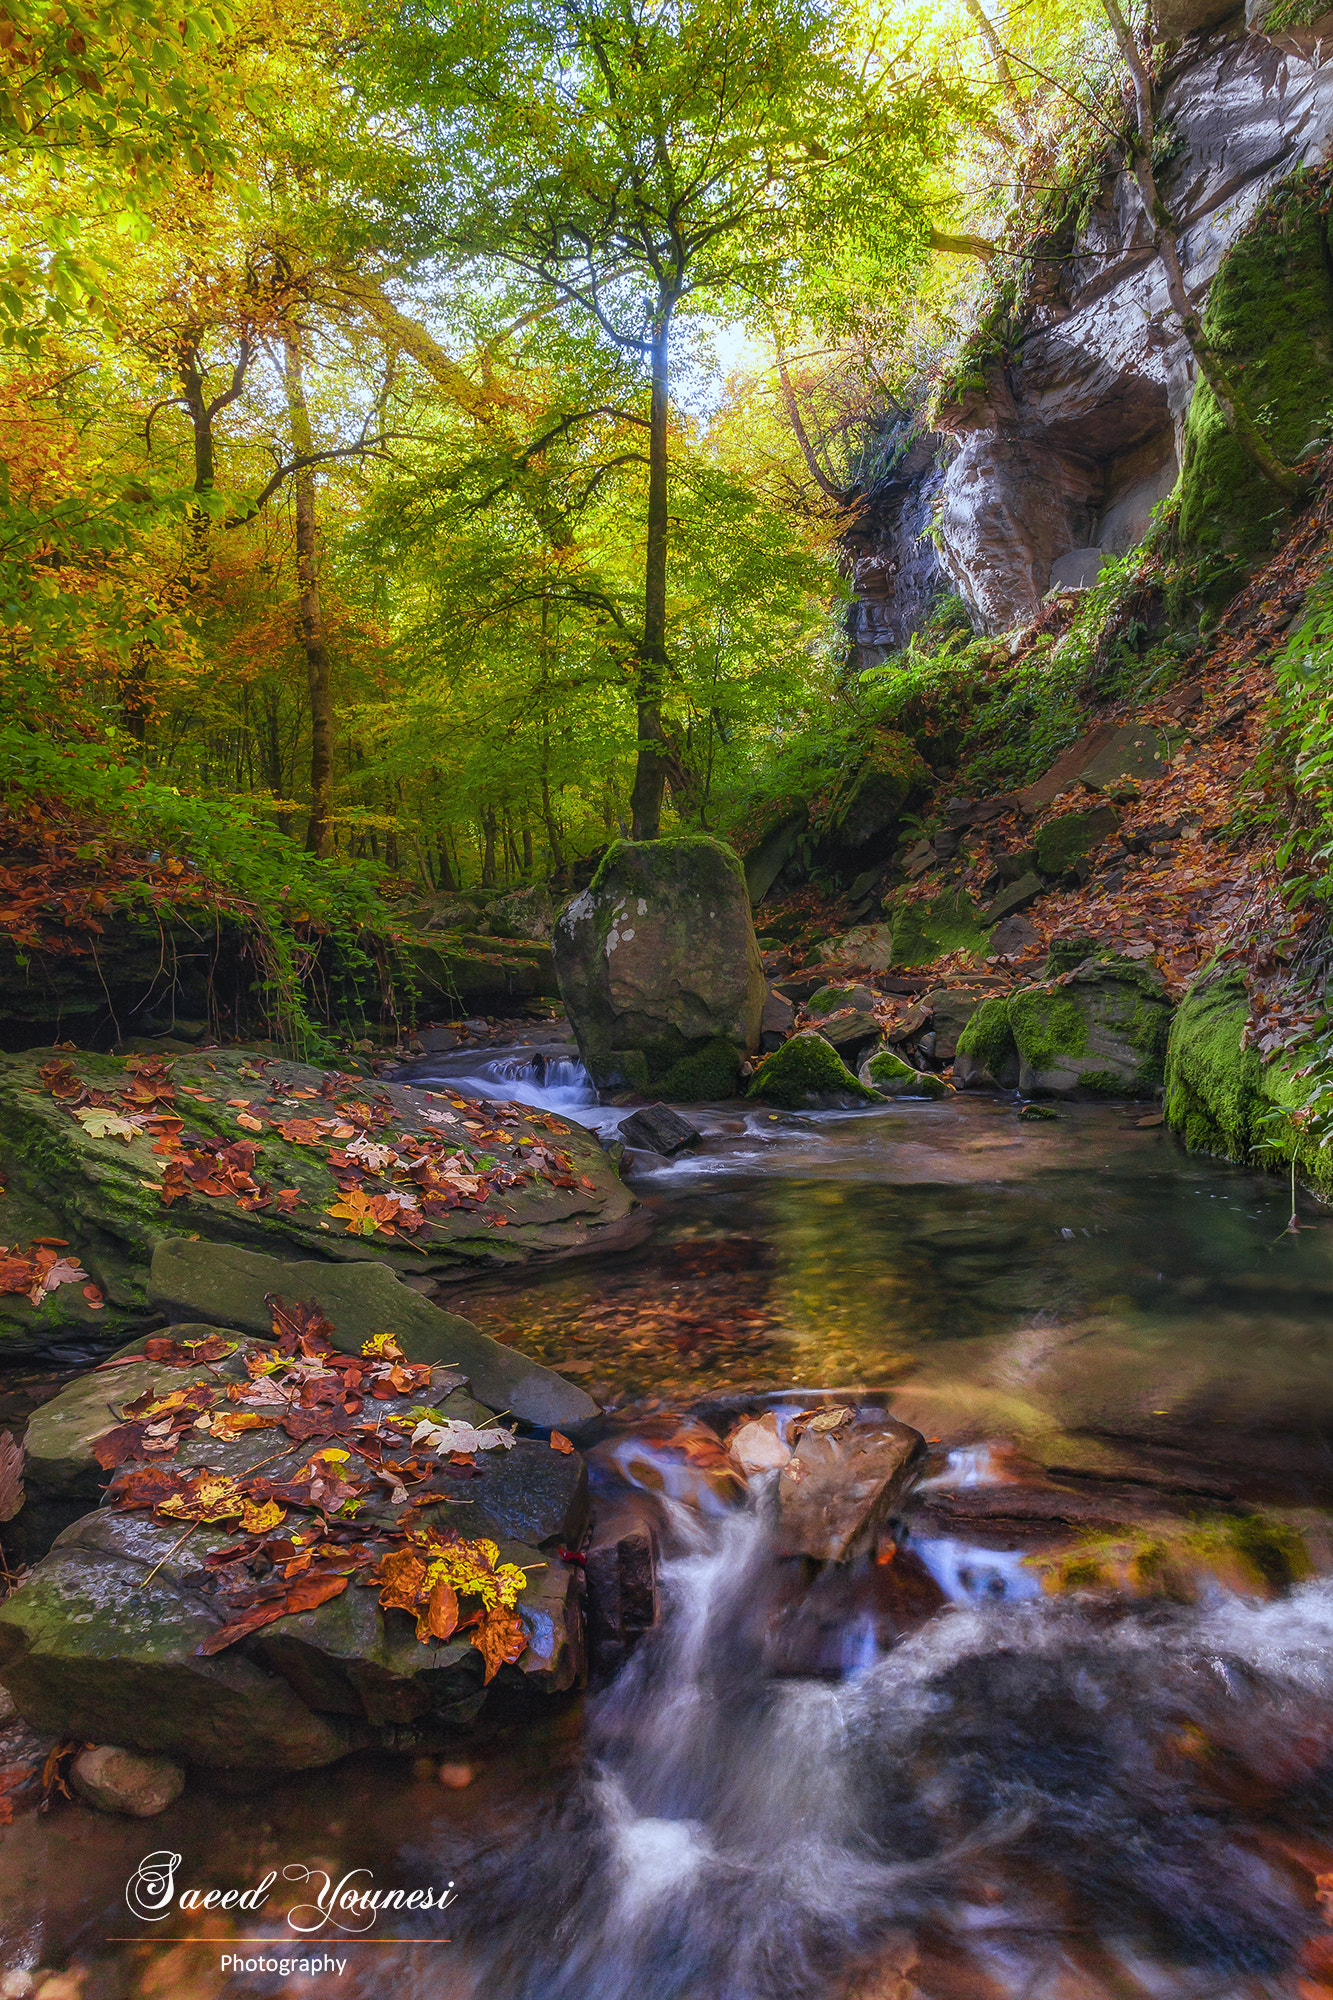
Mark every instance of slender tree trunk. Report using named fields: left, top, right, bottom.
left=630, top=306, right=674, bottom=840
left=481, top=810, right=497, bottom=887
left=1101, top=0, right=1302, bottom=501
left=435, top=818, right=458, bottom=892
left=522, top=819, right=533, bottom=874
left=963, top=0, right=1030, bottom=132
left=540, top=733, right=564, bottom=868
left=282, top=329, right=336, bottom=855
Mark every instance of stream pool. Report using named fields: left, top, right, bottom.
left=3, top=1061, right=1333, bottom=1999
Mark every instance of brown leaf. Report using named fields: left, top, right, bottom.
left=196, top=1569, right=351, bottom=1656
left=549, top=1432, right=575, bottom=1455
left=424, top=1576, right=460, bottom=1643
left=470, top=1601, right=528, bottom=1684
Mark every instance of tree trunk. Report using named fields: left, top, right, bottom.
left=963, top=0, right=1030, bottom=132
left=435, top=813, right=459, bottom=892
left=1100, top=0, right=1302, bottom=502
left=282, top=330, right=336, bottom=855
left=540, top=735, right=564, bottom=868
left=481, top=809, right=497, bottom=887
left=522, top=819, right=533, bottom=874
left=630, top=307, right=673, bottom=841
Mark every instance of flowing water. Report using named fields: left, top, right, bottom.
left=5, top=1055, right=1333, bottom=1998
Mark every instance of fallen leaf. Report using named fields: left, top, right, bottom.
left=549, top=1432, right=575, bottom=1455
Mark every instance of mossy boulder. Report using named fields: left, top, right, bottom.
left=1008, top=956, right=1174, bottom=1098
left=552, top=837, right=765, bottom=1096
left=0, top=1046, right=636, bottom=1354
left=1175, top=174, right=1333, bottom=586
left=954, top=995, right=1022, bottom=1089
left=410, top=933, right=558, bottom=1013
left=1032, top=805, right=1120, bottom=877
left=857, top=1047, right=948, bottom=1098
left=1165, top=968, right=1333, bottom=1195
left=825, top=732, right=933, bottom=852
left=889, top=889, right=993, bottom=969
left=747, top=1030, right=883, bottom=1110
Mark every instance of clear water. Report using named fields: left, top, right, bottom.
left=4, top=1081, right=1333, bottom=1997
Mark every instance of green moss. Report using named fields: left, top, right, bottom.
left=889, top=889, right=992, bottom=969
left=1008, top=988, right=1089, bottom=1071
left=746, top=1031, right=882, bottom=1109
left=1175, top=173, right=1333, bottom=585
left=589, top=834, right=746, bottom=903
left=1165, top=968, right=1333, bottom=1195
left=955, top=996, right=1017, bottom=1078
left=863, top=1048, right=948, bottom=1097
left=1043, top=935, right=1106, bottom=977
left=807, top=984, right=868, bottom=1017
left=1033, top=807, right=1119, bottom=877
left=1225, top=1513, right=1313, bottom=1589
left=828, top=731, right=933, bottom=849
left=652, top=1037, right=743, bottom=1102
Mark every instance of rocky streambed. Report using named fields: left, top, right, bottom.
left=3, top=1076, right=1333, bottom=1997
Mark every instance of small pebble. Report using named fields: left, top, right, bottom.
left=438, top=1762, right=475, bottom=1789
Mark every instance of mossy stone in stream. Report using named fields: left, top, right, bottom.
left=0, top=1045, right=636, bottom=1355
left=1165, top=967, right=1333, bottom=1196
left=954, top=996, right=1021, bottom=1089
left=746, top=1030, right=883, bottom=1110
left=552, top=837, right=765, bottom=1095
left=857, top=1047, right=948, bottom=1098
left=1008, top=956, right=1172, bottom=1098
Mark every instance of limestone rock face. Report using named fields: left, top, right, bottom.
left=933, top=33, right=1333, bottom=632
left=553, top=838, right=765, bottom=1094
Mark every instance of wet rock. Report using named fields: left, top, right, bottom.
left=148, top=1240, right=597, bottom=1431
left=758, top=987, right=795, bottom=1050
left=953, top=991, right=1022, bottom=1090
left=747, top=1031, right=883, bottom=1111
left=585, top=1505, right=660, bottom=1675
left=985, top=871, right=1045, bottom=924
left=857, top=1048, right=947, bottom=1098
left=728, top=1412, right=792, bottom=1474
left=1010, top=956, right=1173, bottom=1098
left=805, top=986, right=880, bottom=1065
left=70, top=1743, right=185, bottom=1817
left=618, top=1103, right=702, bottom=1157
left=776, top=1414, right=926, bottom=1563
left=552, top=836, right=765, bottom=1097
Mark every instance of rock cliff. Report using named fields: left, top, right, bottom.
left=848, top=14, right=1333, bottom=643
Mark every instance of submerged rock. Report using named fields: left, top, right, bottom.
left=552, top=837, right=764, bottom=1098
left=747, top=1031, right=883, bottom=1111
left=70, top=1743, right=185, bottom=1817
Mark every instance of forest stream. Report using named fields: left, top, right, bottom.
left=4, top=1070, right=1333, bottom=1999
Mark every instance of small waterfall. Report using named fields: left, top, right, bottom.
left=438, top=1491, right=1333, bottom=2000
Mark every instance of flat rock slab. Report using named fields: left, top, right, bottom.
left=776, top=1415, right=926, bottom=1563
left=986, top=871, right=1045, bottom=923
left=1016, top=725, right=1119, bottom=815
left=148, top=1240, right=597, bottom=1431
left=1077, top=725, right=1178, bottom=793
left=0, top=1046, right=637, bottom=1355
left=0, top=1505, right=581, bottom=1770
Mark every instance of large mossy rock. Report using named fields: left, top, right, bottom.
left=410, top=933, right=558, bottom=1012
left=822, top=731, right=932, bottom=854
left=746, top=1030, right=883, bottom=1110
left=1176, top=179, right=1333, bottom=583
left=1008, top=956, right=1173, bottom=1098
left=1165, top=968, right=1333, bottom=1193
left=954, top=995, right=1022, bottom=1088
left=889, top=889, right=992, bottom=969
left=0, top=1046, right=635, bottom=1354
left=552, top=837, right=765, bottom=1096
